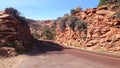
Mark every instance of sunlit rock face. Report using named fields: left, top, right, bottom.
left=56, top=5, right=120, bottom=54
left=0, top=9, right=33, bottom=52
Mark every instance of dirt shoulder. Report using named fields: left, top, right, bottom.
left=0, top=55, right=25, bottom=68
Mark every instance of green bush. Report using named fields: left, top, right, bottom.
left=70, top=6, right=82, bottom=15
left=32, top=32, right=41, bottom=39
left=57, top=14, right=87, bottom=32
left=42, top=27, right=56, bottom=40
left=67, top=16, right=78, bottom=31
left=98, top=0, right=108, bottom=6
left=70, top=9, right=76, bottom=15
left=5, top=7, right=20, bottom=17
left=74, top=20, right=87, bottom=32
left=75, top=6, right=82, bottom=12
left=56, top=17, right=62, bottom=21
left=58, top=18, right=67, bottom=32
left=6, top=40, right=22, bottom=47
left=64, top=14, right=69, bottom=18
left=56, top=6, right=87, bottom=32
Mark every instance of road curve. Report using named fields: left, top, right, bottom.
left=16, top=40, right=120, bottom=68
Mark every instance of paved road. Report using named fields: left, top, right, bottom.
left=16, top=40, right=120, bottom=68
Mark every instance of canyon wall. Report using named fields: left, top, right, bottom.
left=56, top=5, right=120, bottom=54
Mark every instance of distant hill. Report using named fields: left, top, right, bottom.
left=27, top=19, right=56, bottom=40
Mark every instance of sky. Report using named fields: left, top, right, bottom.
left=0, top=0, right=99, bottom=20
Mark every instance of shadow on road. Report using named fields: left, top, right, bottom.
left=27, top=39, right=65, bottom=56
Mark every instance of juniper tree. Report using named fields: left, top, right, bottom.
left=98, top=0, right=108, bottom=6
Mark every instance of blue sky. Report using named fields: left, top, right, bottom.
left=0, top=0, right=99, bottom=20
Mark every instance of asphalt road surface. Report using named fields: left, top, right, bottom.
left=16, top=40, right=120, bottom=68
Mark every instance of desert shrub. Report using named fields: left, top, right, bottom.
left=75, top=6, right=82, bottom=12
left=42, top=27, right=56, bottom=40
left=57, top=14, right=87, bottom=32
left=74, top=20, right=87, bottom=32
left=63, top=14, right=69, bottom=18
left=5, top=7, right=27, bottom=24
left=6, top=41, right=17, bottom=47
left=98, top=0, right=108, bottom=6
left=67, top=16, right=78, bottom=31
left=5, top=7, right=20, bottom=18
left=70, top=6, right=82, bottom=15
left=44, top=30, right=53, bottom=40
left=70, top=9, right=76, bottom=15
left=6, top=40, right=22, bottom=47
left=50, top=28, right=56, bottom=40
left=74, top=20, right=87, bottom=40
left=5, top=7, right=30, bottom=33
left=56, top=17, right=62, bottom=21
left=58, top=18, right=67, bottom=32
left=32, top=32, right=41, bottom=39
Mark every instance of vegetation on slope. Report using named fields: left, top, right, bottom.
left=98, top=0, right=120, bottom=6
left=28, top=19, right=56, bottom=40
left=57, top=7, right=87, bottom=33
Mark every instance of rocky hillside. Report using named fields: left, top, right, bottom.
left=56, top=5, right=120, bottom=54
left=0, top=8, right=56, bottom=57
left=0, top=8, right=34, bottom=57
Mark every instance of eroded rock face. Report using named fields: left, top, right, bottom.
left=56, top=5, right=120, bottom=54
left=0, top=9, right=33, bottom=53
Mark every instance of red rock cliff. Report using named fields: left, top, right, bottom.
left=0, top=8, right=33, bottom=52
left=56, top=6, right=120, bottom=54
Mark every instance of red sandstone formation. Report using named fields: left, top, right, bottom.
left=0, top=8, right=33, bottom=56
left=56, top=5, right=120, bottom=54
